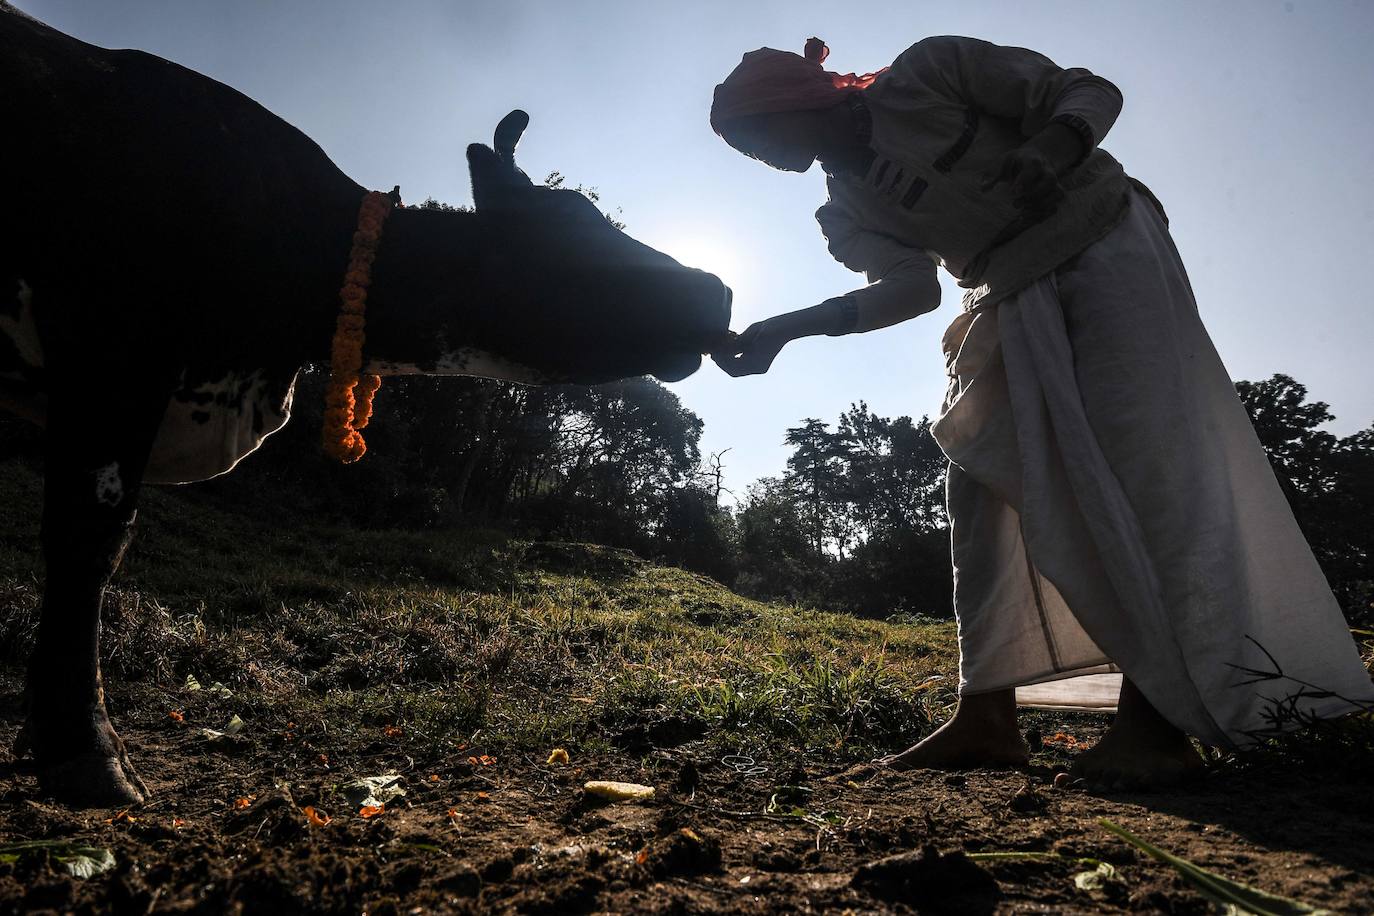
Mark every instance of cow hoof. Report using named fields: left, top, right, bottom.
left=41, top=751, right=148, bottom=808
left=12, top=723, right=33, bottom=757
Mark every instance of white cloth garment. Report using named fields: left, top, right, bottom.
left=932, top=191, right=1374, bottom=749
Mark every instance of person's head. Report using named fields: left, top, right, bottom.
left=716, top=108, right=834, bottom=173
left=710, top=38, right=882, bottom=172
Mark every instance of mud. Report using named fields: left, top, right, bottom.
left=3, top=685, right=1371, bottom=914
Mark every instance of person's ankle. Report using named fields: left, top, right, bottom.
left=951, top=689, right=1019, bottom=731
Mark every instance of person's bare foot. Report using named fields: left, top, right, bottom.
left=1068, top=678, right=1204, bottom=790
left=878, top=689, right=1030, bottom=771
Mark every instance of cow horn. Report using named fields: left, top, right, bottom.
left=493, top=110, right=529, bottom=168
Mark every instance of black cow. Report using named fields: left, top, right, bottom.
left=0, top=3, right=731, bottom=807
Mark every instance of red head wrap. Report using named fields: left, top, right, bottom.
left=710, top=38, right=884, bottom=137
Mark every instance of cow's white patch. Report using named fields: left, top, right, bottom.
left=1, top=279, right=44, bottom=376
left=94, top=462, right=123, bottom=507
left=145, top=369, right=296, bottom=485
left=366, top=347, right=549, bottom=385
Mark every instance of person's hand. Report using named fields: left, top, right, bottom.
left=981, top=145, right=1065, bottom=218
left=711, top=318, right=791, bottom=377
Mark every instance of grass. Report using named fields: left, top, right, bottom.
left=0, top=457, right=960, bottom=768
left=5, top=451, right=1367, bottom=778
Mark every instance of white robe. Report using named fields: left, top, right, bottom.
left=932, top=191, right=1374, bottom=749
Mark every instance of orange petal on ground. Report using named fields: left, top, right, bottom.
left=359, top=805, right=385, bottom=818
left=303, top=806, right=332, bottom=827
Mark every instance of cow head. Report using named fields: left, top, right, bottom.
left=460, top=111, right=732, bottom=384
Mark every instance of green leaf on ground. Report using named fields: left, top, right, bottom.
left=966, top=851, right=1117, bottom=893
left=1099, top=818, right=1331, bottom=915
left=185, top=674, right=234, bottom=698
left=200, top=714, right=245, bottom=743
left=341, top=774, right=407, bottom=809
left=1073, top=861, right=1118, bottom=891
left=0, top=840, right=116, bottom=878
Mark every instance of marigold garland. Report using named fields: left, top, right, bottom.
left=324, top=191, right=394, bottom=463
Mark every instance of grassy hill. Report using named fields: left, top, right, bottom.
left=0, top=457, right=959, bottom=768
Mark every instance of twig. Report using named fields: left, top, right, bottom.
left=670, top=799, right=815, bottom=823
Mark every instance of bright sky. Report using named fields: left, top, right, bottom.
left=22, top=0, right=1374, bottom=496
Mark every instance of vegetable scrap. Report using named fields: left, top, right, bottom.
left=583, top=781, right=655, bottom=803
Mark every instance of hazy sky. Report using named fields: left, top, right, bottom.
left=21, top=0, right=1374, bottom=496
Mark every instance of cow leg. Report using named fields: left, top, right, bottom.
left=20, top=381, right=168, bottom=807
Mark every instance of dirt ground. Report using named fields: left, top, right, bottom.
left=2, top=682, right=1371, bottom=915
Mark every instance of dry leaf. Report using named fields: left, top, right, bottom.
left=168, top=710, right=184, bottom=723
left=359, top=805, right=385, bottom=818
left=233, top=796, right=253, bottom=810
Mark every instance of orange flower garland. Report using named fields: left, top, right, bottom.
left=324, top=191, right=394, bottom=462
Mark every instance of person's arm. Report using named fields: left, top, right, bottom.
left=896, top=35, right=1122, bottom=158
left=713, top=203, right=940, bottom=377
left=893, top=36, right=1123, bottom=211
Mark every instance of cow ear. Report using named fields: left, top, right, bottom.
left=467, top=110, right=535, bottom=210
left=493, top=109, right=529, bottom=167
left=467, top=143, right=507, bottom=209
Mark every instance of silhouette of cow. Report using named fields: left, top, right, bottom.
left=0, top=3, right=731, bottom=806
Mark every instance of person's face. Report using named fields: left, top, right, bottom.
left=724, top=111, right=822, bottom=172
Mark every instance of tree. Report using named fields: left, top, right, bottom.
left=728, top=404, right=956, bottom=617
left=837, top=403, right=947, bottom=539
left=1236, top=374, right=1373, bottom=625
left=783, top=418, right=853, bottom=558
left=734, top=476, right=826, bottom=603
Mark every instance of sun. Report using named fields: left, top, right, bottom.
left=657, top=232, right=744, bottom=286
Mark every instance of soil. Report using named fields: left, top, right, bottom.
left=2, top=684, right=1371, bottom=915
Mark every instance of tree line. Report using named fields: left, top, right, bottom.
left=0, top=352, right=1365, bottom=626
left=150, top=365, right=1363, bottom=630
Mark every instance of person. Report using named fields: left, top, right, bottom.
left=709, top=36, right=1374, bottom=786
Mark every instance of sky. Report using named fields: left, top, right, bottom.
left=20, top=0, right=1374, bottom=498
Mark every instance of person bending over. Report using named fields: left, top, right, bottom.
left=709, top=36, right=1373, bottom=786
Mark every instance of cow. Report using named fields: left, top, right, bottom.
left=0, top=3, right=732, bottom=807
